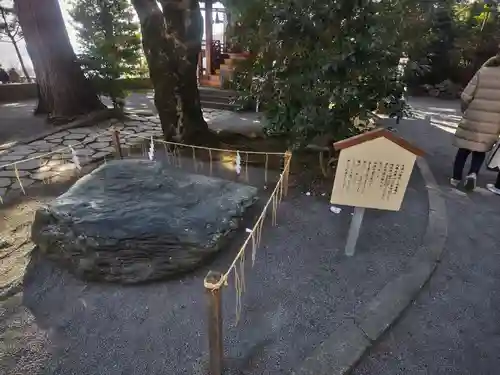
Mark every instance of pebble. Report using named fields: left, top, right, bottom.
left=330, top=206, right=342, bottom=214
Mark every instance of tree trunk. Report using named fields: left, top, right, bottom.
left=14, top=0, right=104, bottom=121
left=160, top=0, right=211, bottom=144
left=34, top=83, right=50, bottom=115
left=132, top=0, right=213, bottom=143
left=132, top=0, right=180, bottom=140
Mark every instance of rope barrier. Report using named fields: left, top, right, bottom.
left=119, top=130, right=288, bottom=156
left=207, top=153, right=292, bottom=292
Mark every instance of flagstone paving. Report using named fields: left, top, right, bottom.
left=0, top=109, right=233, bottom=202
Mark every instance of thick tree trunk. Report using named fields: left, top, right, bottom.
left=132, top=0, right=180, bottom=139
left=14, top=0, right=104, bottom=121
left=34, top=84, right=50, bottom=115
left=132, top=0, right=212, bottom=143
left=160, top=0, right=210, bottom=143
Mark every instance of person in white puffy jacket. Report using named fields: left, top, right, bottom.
left=452, top=53, right=500, bottom=191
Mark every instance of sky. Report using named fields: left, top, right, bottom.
left=0, top=0, right=225, bottom=76
left=0, top=0, right=77, bottom=74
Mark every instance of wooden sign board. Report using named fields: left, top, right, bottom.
left=331, top=128, right=424, bottom=212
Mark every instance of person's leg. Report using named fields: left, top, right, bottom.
left=464, top=151, right=486, bottom=191
left=463, top=151, right=485, bottom=190
left=452, top=148, right=470, bottom=181
left=496, top=172, right=500, bottom=189
left=468, top=151, right=487, bottom=175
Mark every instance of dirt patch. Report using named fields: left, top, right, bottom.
left=0, top=161, right=101, bottom=300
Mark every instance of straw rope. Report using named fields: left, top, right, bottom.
left=118, top=130, right=287, bottom=156
left=228, top=153, right=292, bottom=322
left=208, top=153, right=292, bottom=295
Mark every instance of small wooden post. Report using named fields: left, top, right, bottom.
left=111, top=127, right=123, bottom=159
left=283, top=150, right=292, bottom=197
left=204, top=271, right=224, bottom=375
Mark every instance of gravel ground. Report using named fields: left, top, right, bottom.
left=0, top=102, right=51, bottom=146
left=1, top=161, right=428, bottom=375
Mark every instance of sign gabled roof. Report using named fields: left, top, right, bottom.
left=333, top=128, right=425, bottom=157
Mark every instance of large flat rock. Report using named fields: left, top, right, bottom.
left=31, top=160, right=258, bottom=283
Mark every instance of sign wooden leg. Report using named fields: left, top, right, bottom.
left=204, top=271, right=224, bottom=375
left=345, top=207, right=365, bottom=256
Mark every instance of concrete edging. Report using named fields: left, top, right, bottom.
left=293, top=156, right=448, bottom=375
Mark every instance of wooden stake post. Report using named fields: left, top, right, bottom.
left=283, top=150, right=292, bottom=197
left=204, top=271, right=224, bottom=375
left=330, top=128, right=424, bottom=256
left=111, top=127, right=123, bottom=159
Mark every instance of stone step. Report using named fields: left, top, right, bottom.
left=199, top=87, right=236, bottom=98
left=199, top=86, right=238, bottom=110
left=199, top=77, right=221, bottom=88
left=200, top=100, right=238, bottom=111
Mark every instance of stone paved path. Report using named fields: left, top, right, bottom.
left=0, top=109, right=233, bottom=201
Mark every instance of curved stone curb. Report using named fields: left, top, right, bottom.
left=292, top=156, right=448, bottom=375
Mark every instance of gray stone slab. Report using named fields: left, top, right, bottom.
left=45, top=131, right=70, bottom=140
left=8, top=147, right=36, bottom=156
left=0, top=154, right=25, bottom=162
left=0, top=169, right=28, bottom=178
left=63, top=140, right=85, bottom=147
left=32, top=160, right=259, bottom=283
left=96, top=136, right=112, bottom=142
left=99, top=146, right=115, bottom=153
left=28, top=140, right=53, bottom=150
left=75, top=149, right=95, bottom=157
left=46, top=138, right=63, bottom=144
left=293, top=320, right=371, bottom=375
left=88, top=142, right=111, bottom=150
left=63, top=133, right=87, bottom=141
left=16, top=159, right=43, bottom=171
left=0, top=177, right=11, bottom=187
left=92, top=151, right=113, bottom=160
left=82, top=136, right=98, bottom=144
left=11, top=177, right=35, bottom=190
left=30, top=152, right=52, bottom=159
